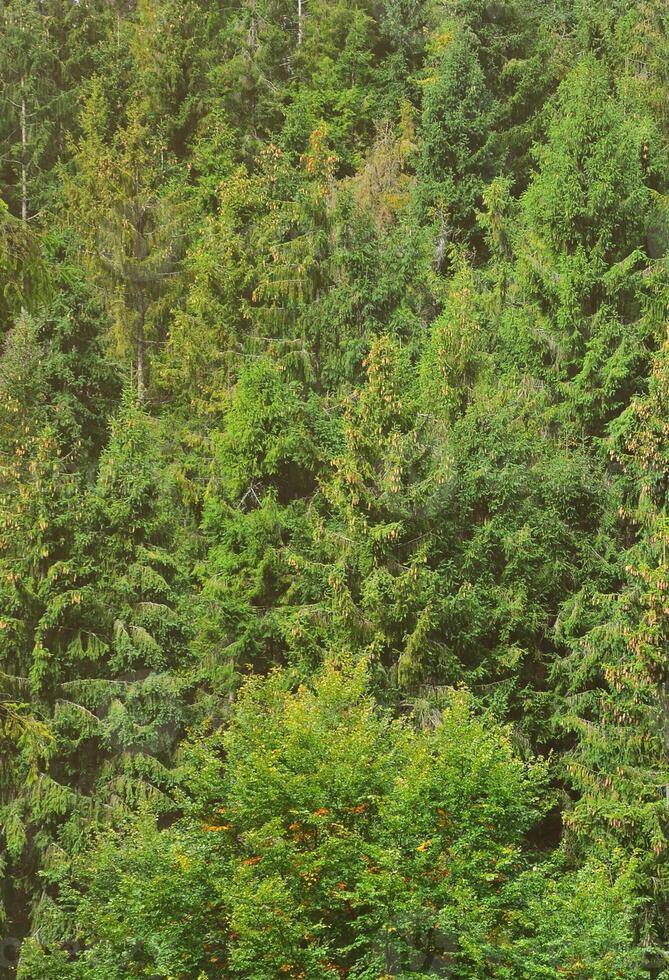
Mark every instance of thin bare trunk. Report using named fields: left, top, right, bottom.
left=297, top=0, right=303, bottom=45
left=20, top=80, right=27, bottom=223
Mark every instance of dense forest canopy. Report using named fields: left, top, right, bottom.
left=0, top=0, right=669, bottom=976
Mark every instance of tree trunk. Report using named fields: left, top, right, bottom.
left=20, top=80, right=27, bottom=223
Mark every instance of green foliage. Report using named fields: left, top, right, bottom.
left=4, top=0, right=669, bottom=972
left=557, top=338, right=669, bottom=947
left=510, top=55, right=668, bottom=435
left=0, top=204, right=46, bottom=324
left=418, top=22, right=497, bottom=239
left=17, top=660, right=544, bottom=978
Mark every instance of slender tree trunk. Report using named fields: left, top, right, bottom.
left=297, top=0, right=303, bottom=45
left=20, top=79, right=28, bottom=223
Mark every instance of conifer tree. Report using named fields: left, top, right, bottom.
left=195, top=356, right=318, bottom=689
left=0, top=0, right=56, bottom=220
left=560, top=338, right=669, bottom=954
left=131, top=0, right=221, bottom=160
left=512, top=55, right=666, bottom=436
left=0, top=376, right=190, bottom=949
left=418, top=22, right=496, bottom=246
left=70, top=85, right=184, bottom=401
left=290, top=335, right=447, bottom=689
left=0, top=303, right=108, bottom=942
left=80, top=394, right=191, bottom=806
left=0, top=202, right=45, bottom=327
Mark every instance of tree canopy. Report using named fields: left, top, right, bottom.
left=1, top=2, right=669, bottom=977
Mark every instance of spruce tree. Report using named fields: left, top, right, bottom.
left=70, top=84, right=184, bottom=401
left=511, top=55, right=665, bottom=436
left=560, top=339, right=669, bottom=955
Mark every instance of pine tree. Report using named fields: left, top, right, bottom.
left=83, top=393, right=191, bottom=806
left=0, top=257, right=116, bottom=943
left=194, top=356, right=318, bottom=689
left=131, top=0, right=221, bottom=160
left=0, top=377, right=190, bottom=952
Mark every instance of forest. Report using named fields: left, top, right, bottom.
left=0, top=0, right=668, bottom=976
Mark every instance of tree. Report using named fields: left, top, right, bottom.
left=0, top=300, right=110, bottom=942
left=16, top=659, right=543, bottom=977
left=22, top=659, right=648, bottom=979
left=511, top=55, right=666, bottom=436
left=131, top=0, right=222, bottom=160
left=312, top=336, right=444, bottom=688
left=0, top=0, right=55, bottom=221
left=0, top=201, right=45, bottom=327
left=418, top=22, right=497, bottom=246
left=70, top=86, right=184, bottom=401
left=194, top=356, right=318, bottom=689
left=559, top=337, right=669, bottom=956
